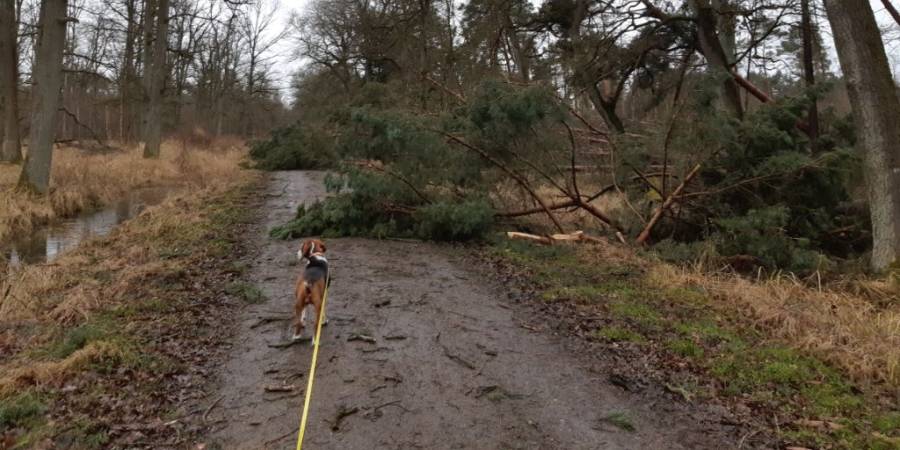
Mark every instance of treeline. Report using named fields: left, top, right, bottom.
left=0, top=0, right=289, bottom=193
left=255, top=0, right=900, bottom=274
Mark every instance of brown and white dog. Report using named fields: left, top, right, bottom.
left=292, top=239, right=329, bottom=343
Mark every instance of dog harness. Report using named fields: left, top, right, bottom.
left=307, top=254, right=327, bottom=267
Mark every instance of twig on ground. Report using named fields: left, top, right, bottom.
left=442, top=345, right=477, bottom=370
left=203, top=396, right=223, bottom=424
left=264, top=384, right=296, bottom=393
left=264, top=391, right=304, bottom=402
left=268, top=339, right=307, bottom=349
left=372, top=400, right=411, bottom=413
left=329, top=405, right=360, bottom=431
left=263, top=426, right=298, bottom=446
left=250, top=315, right=289, bottom=329
left=348, top=333, right=377, bottom=344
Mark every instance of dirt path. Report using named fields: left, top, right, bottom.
left=204, top=171, right=743, bottom=449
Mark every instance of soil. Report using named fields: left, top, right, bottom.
left=200, top=171, right=752, bottom=450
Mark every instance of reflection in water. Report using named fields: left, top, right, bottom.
left=1, top=188, right=170, bottom=268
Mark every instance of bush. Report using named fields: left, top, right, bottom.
left=713, top=206, right=830, bottom=273
left=413, top=200, right=495, bottom=241
left=270, top=194, right=494, bottom=241
left=249, top=123, right=336, bottom=170
left=632, top=87, right=866, bottom=274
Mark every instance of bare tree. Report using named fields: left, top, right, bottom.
left=119, top=0, right=140, bottom=142
left=141, top=0, right=169, bottom=158
left=239, top=0, right=283, bottom=97
left=18, top=0, right=69, bottom=194
left=0, top=0, right=21, bottom=162
left=237, top=0, right=285, bottom=135
left=825, top=0, right=900, bottom=271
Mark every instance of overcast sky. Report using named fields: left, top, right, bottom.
left=269, top=0, right=900, bottom=102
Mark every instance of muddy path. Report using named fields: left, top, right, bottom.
left=202, top=171, right=744, bottom=449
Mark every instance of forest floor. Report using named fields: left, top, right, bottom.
left=195, top=171, right=759, bottom=450
left=2, top=169, right=896, bottom=449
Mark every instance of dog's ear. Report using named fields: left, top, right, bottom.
left=301, top=240, right=312, bottom=257
left=316, top=240, right=327, bottom=253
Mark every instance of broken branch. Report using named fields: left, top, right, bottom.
left=635, top=162, right=703, bottom=245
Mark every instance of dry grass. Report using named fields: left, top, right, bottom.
left=0, top=139, right=247, bottom=242
left=0, top=142, right=257, bottom=395
left=0, top=176, right=247, bottom=324
left=499, top=180, right=900, bottom=389
left=646, top=263, right=900, bottom=388
left=0, top=341, right=126, bottom=397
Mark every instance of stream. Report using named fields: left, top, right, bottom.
left=1, top=187, right=171, bottom=268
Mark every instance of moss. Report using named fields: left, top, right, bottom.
left=49, top=322, right=112, bottom=359
left=541, top=285, right=608, bottom=303
left=0, top=392, right=47, bottom=429
left=600, top=412, right=636, bottom=432
left=667, top=338, right=704, bottom=358
left=609, top=301, right=661, bottom=328
left=225, top=282, right=266, bottom=304
left=492, top=240, right=894, bottom=448
left=675, top=320, right=739, bottom=345
left=596, top=326, right=646, bottom=343
left=874, top=412, right=900, bottom=435
left=592, top=280, right=644, bottom=300
left=662, top=286, right=709, bottom=306
left=709, top=344, right=864, bottom=418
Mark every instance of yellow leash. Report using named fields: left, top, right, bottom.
left=295, top=278, right=329, bottom=450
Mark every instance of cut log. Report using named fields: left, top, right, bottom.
left=506, top=232, right=553, bottom=245
left=550, top=231, right=584, bottom=241
left=506, top=231, right=609, bottom=246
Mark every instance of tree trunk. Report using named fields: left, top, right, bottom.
left=689, top=0, right=744, bottom=119
left=825, top=0, right=900, bottom=271
left=588, top=84, right=626, bottom=134
left=0, top=0, right=21, bottom=162
left=800, top=0, right=819, bottom=151
left=18, top=0, right=68, bottom=194
left=120, top=0, right=137, bottom=143
left=142, top=0, right=168, bottom=158
left=712, top=0, right=735, bottom=64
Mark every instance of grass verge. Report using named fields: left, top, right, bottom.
left=0, top=163, right=262, bottom=448
left=489, top=238, right=899, bottom=449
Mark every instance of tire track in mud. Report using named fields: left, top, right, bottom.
left=204, top=171, right=742, bottom=449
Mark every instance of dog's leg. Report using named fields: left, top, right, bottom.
left=292, top=283, right=308, bottom=341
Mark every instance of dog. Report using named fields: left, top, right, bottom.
left=292, top=238, right=329, bottom=343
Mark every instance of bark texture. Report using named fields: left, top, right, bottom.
left=0, top=0, right=21, bottom=162
left=800, top=0, right=819, bottom=150
left=142, top=0, right=169, bottom=158
left=689, top=0, right=744, bottom=119
left=18, top=0, right=68, bottom=193
left=825, top=0, right=900, bottom=270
